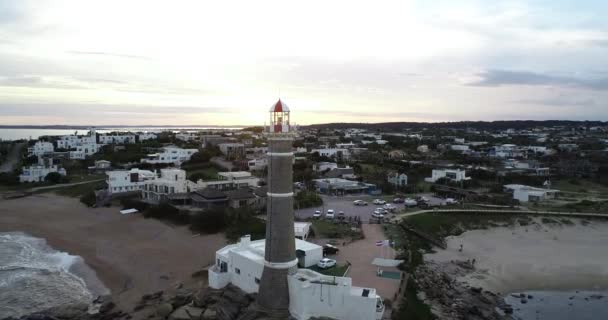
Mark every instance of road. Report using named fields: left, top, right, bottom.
left=0, top=142, right=25, bottom=173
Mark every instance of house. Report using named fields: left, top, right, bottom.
left=175, top=132, right=198, bottom=142
left=450, top=145, right=470, bottom=152
left=313, top=178, right=377, bottom=195
left=247, top=158, right=268, bottom=171
left=89, top=160, right=112, bottom=171
left=387, top=172, right=408, bottom=187
left=19, top=164, right=66, bottom=183
left=98, top=134, right=136, bottom=144
left=323, top=167, right=356, bottom=179
left=225, top=188, right=257, bottom=209
left=209, top=236, right=384, bottom=320
left=558, top=144, right=578, bottom=152
left=106, top=168, right=156, bottom=194
left=311, top=148, right=350, bottom=161
left=56, top=128, right=97, bottom=149
left=201, top=135, right=235, bottom=148
left=138, top=133, right=157, bottom=141
left=188, top=171, right=260, bottom=191
left=218, top=143, right=245, bottom=160
left=142, top=168, right=188, bottom=203
left=417, top=145, right=429, bottom=153
left=425, top=169, right=469, bottom=183
left=388, top=150, right=406, bottom=159
left=28, top=141, right=54, bottom=157
left=141, top=146, right=198, bottom=165
left=69, top=142, right=100, bottom=159
left=294, top=222, right=312, bottom=240
left=190, top=188, right=229, bottom=209
left=504, top=184, right=559, bottom=203
left=209, top=235, right=324, bottom=293
left=313, top=162, right=338, bottom=172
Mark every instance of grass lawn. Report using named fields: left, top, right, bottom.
left=50, top=180, right=107, bottom=197
left=308, top=264, right=350, bottom=277
left=311, top=220, right=362, bottom=239
left=553, top=179, right=608, bottom=195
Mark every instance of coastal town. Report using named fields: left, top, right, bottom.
left=1, top=101, right=608, bottom=320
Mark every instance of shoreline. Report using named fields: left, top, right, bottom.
left=425, top=217, right=608, bottom=295
left=0, top=194, right=227, bottom=312
left=417, top=217, right=608, bottom=318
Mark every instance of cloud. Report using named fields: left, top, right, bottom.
left=0, top=76, right=84, bottom=89
left=67, top=51, right=151, bottom=60
left=589, top=39, right=608, bottom=47
left=0, top=103, right=237, bottom=116
left=469, top=69, right=608, bottom=91
left=514, top=96, right=597, bottom=107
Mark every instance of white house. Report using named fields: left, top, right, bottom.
left=19, top=165, right=66, bottom=183
left=98, top=134, right=136, bottom=144
left=311, top=148, right=350, bottom=161
left=93, top=160, right=112, bottom=169
left=209, top=236, right=384, bottom=320
left=313, top=162, right=338, bottom=172
left=69, top=143, right=100, bottom=160
left=417, top=145, right=429, bottom=153
left=56, top=128, right=97, bottom=149
left=247, top=158, right=268, bottom=171
left=106, top=168, right=156, bottom=194
left=188, top=171, right=260, bottom=191
left=450, top=145, right=470, bottom=152
left=387, top=172, right=408, bottom=187
left=141, top=146, right=198, bottom=165
left=28, top=141, right=54, bottom=157
left=504, top=184, right=559, bottom=203
left=425, top=169, right=470, bottom=183
left=209, top=236, right=323, bottom=292
left=218, top=143, right=245, bottom=159
left=138, top=132, right=157, bottom=141
left=294, top=222, right=312, bottom=240
left=142, top=168, right=187, bottom=203
left=175, top=132, right=198, bottom=142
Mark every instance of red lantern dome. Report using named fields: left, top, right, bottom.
left=269, top=99, right=290, bottom=133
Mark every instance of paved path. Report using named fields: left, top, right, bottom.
left=392, top=208, right=608, bottom=222
left=27, top=179, right=105, bottom=192
left=0, top=142, right=25, bottom=173
left=336, top=224, right=401, bottom=300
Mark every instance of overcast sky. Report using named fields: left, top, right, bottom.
left=0, top=0, right=607, bottom=125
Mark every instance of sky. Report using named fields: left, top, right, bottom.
left=0, top=0, right=607, bottom=126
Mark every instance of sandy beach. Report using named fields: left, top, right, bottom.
left=425, top=217, right=608, bottom=295
left=0, top=194, right=226, bottom=311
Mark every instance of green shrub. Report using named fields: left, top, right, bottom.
left=190, top=208, right=227, bottom=234
left=294, top=191, right=323, bottom=209
left=120, top=198, right=149, bottom=211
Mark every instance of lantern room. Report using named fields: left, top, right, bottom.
left=268, top=99, right=290, bottom=133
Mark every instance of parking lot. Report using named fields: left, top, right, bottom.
left=295, top=193, right=448, bottom=222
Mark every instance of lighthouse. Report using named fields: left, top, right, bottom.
left=256, top=99, right=297, bottom=316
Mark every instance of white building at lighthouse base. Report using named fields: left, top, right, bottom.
left=209, top=236, right=384, bottom=320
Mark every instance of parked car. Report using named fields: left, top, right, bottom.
left=383, top=204, right=397, bottom=212
left=337, top=211, right=346, bottom=220
left=313, top=210, right=322, bottom=218
left=353, top=200, right=368, bottom=206
left=372, top=210, right=385, bottom=219
left=373, top=199, right=386, bottom=205
left=393, top=198, right=405, bottom=203
left=317, top=258, right=337, bottom=269
left=323, top=244, right=340, bottom=255
left=404, top=198, right=418, bottom=207
left=446, top=198, right=459, bottom=205
left=326, top=209, right=335, bottom=219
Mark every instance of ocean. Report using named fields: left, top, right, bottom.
left=0, top=232, right=109, bottom=318
left=504, top=290, right=608, bottom=320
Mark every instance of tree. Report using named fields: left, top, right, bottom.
left=45, top=172, right=63, bottom=184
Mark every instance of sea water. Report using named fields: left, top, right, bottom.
left=0, top=232, right=109, bottom=318
left=504, top=290, right=608, bottom=320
